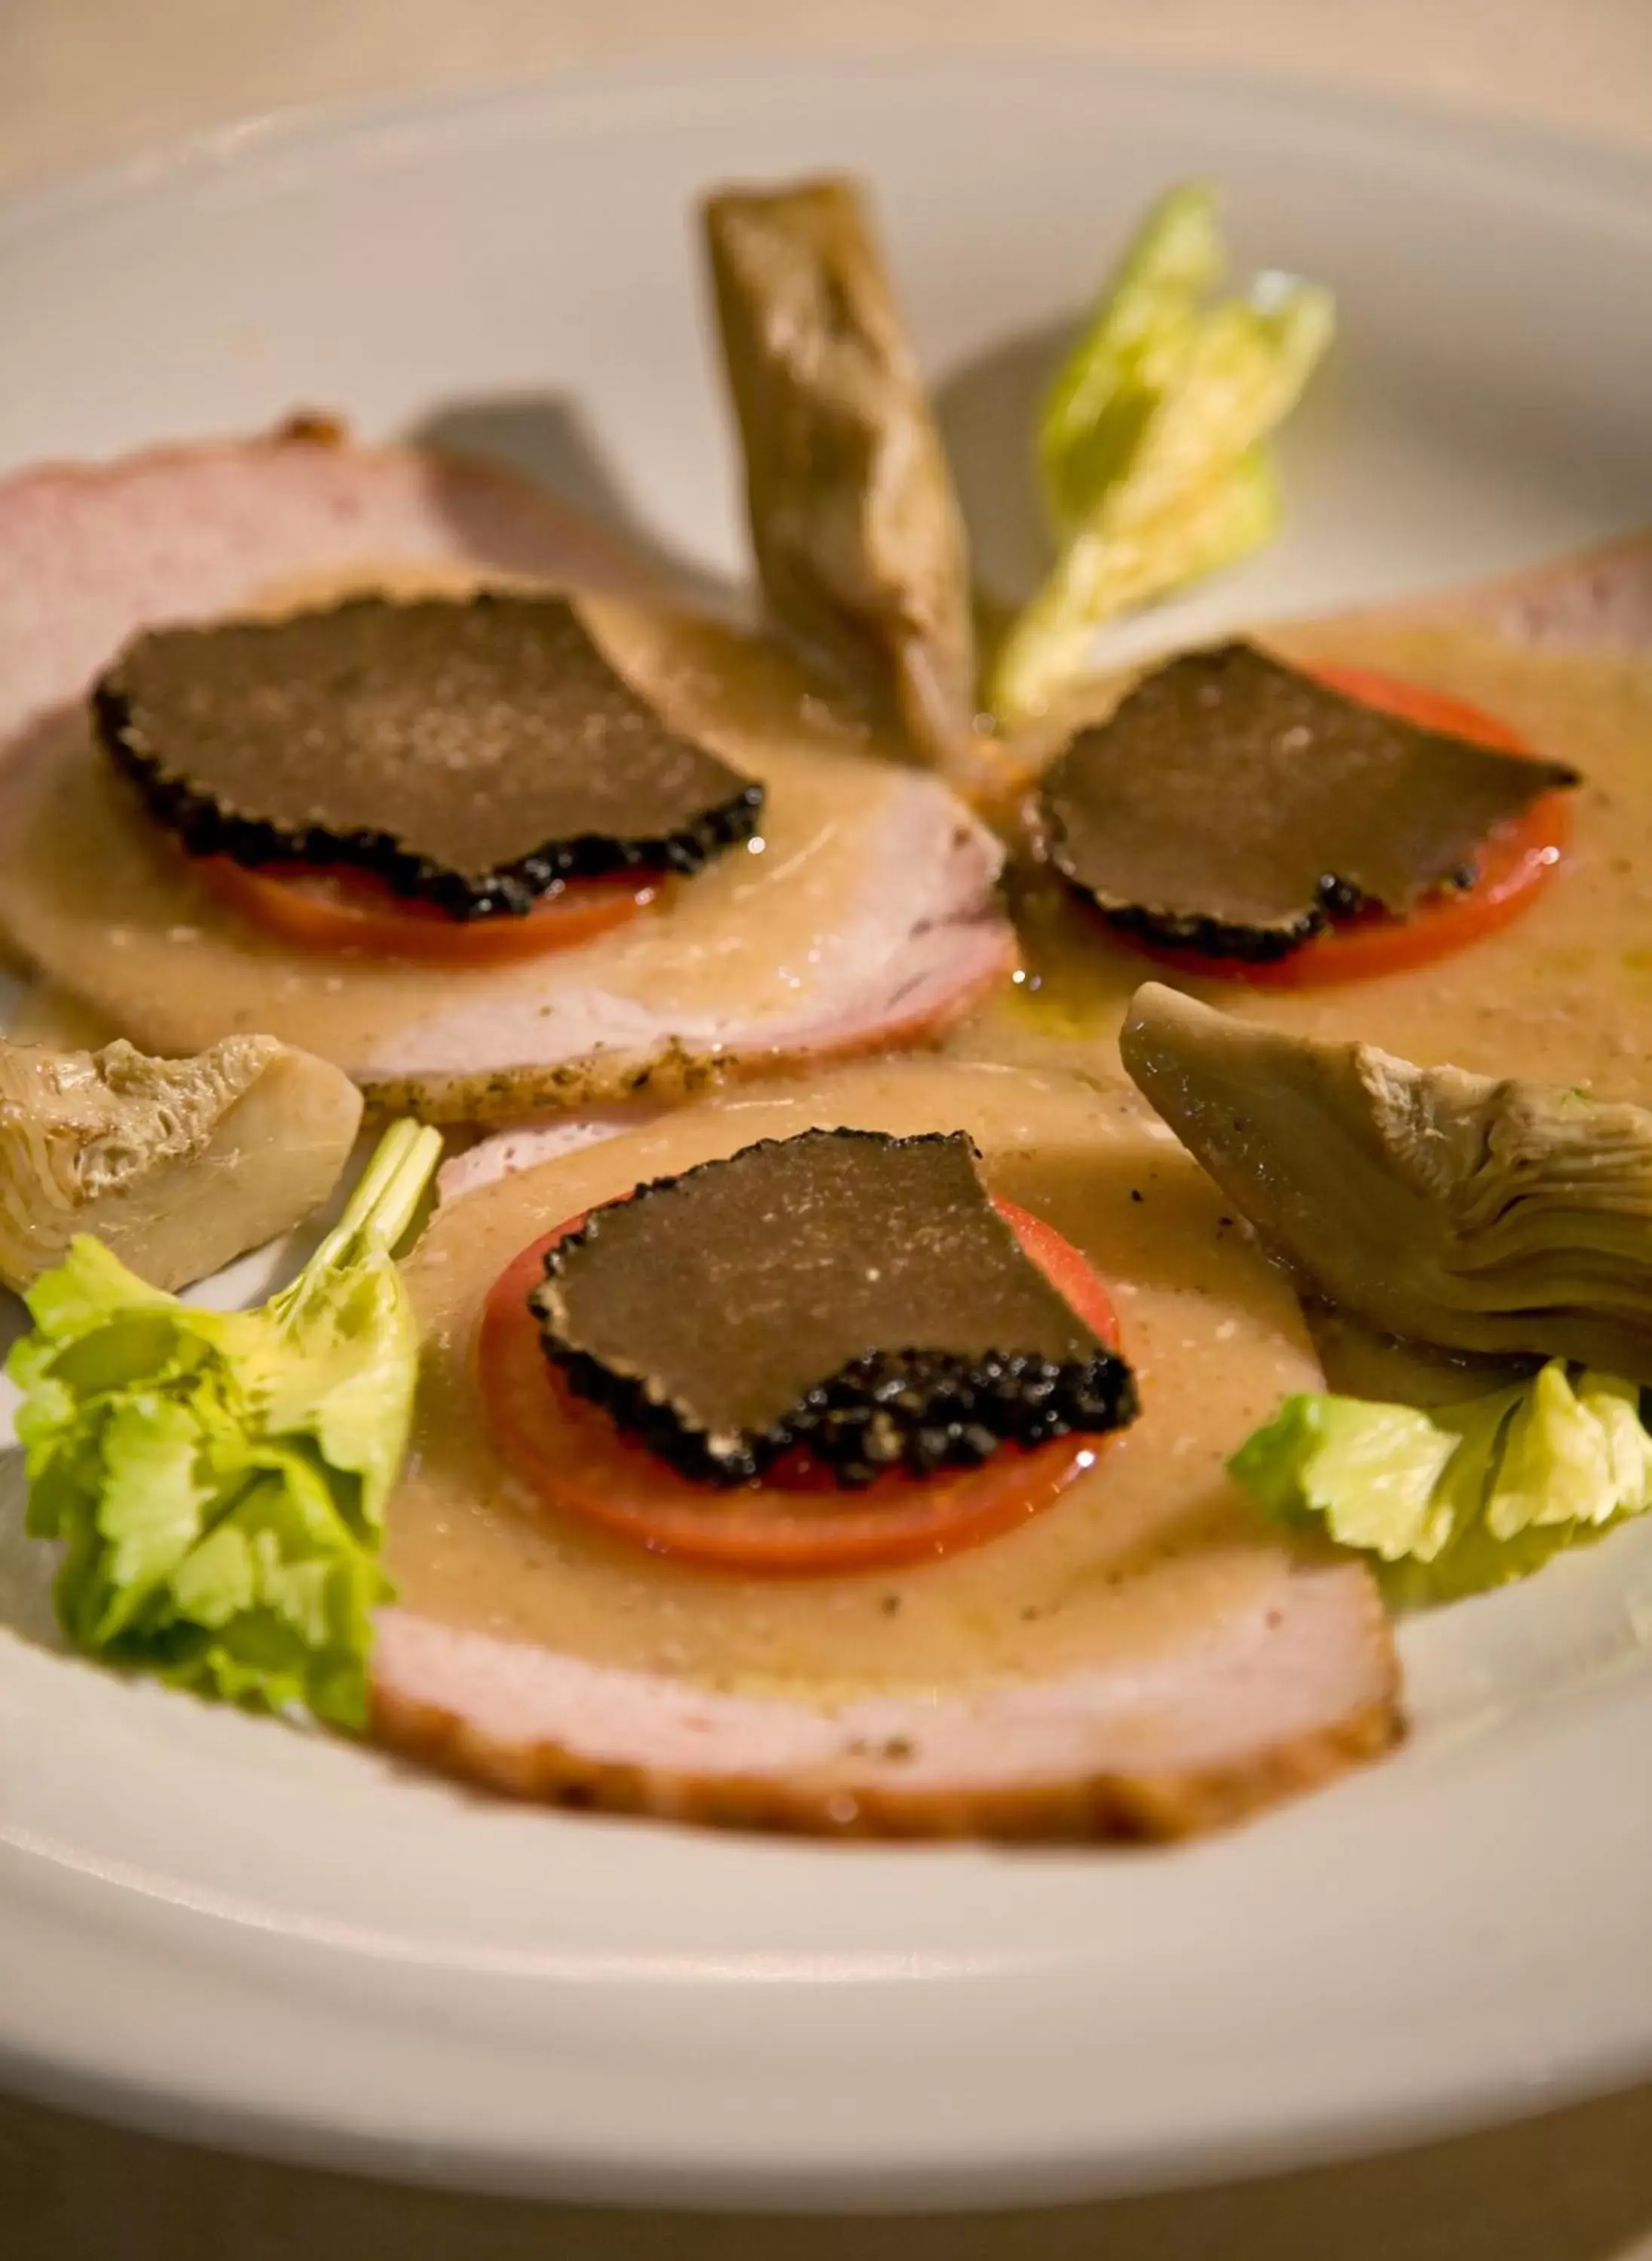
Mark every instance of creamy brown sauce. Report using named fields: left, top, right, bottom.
left=0, top=591, right=931, bottom=1075
left=959, top=626, right=1652, bottom=1104
left=390, top=1058, right=1323, bottom=1696
left=8, top=556, right=1645, bottom=1700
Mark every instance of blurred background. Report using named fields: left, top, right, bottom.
left=3, top=0, right=1651, bottom=2255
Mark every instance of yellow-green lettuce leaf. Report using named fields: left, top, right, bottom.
left=1230, top=1361, right=1652, bottom=1605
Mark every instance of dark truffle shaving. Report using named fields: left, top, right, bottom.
left=93, top=593, right=765, bottom=919
left=548, top=1335, right=1137, bottom=1488
left=1038, top=641, right=1579, bottom=962
left=531, top=1127, right=1137, bottom=1488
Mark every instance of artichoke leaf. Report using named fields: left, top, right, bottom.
left=1122, top=983, right=1652, bottom=1379
left=703, top=176, right=977, bottom=771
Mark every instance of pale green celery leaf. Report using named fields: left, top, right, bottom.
left=10, top=1363, right=77, bottom=1457
left=1487, top=1365, right=1652, bottom=1537
left=259, top=1254, right=419, bottom=1534
left=1231, top=1360, right=1652, bottom=1607
left=85, top=1393, right=219, bottom=1641
left=993, top=182, right=1335, bottom=726
left=1579, top=1373, right=1652, bottom=1511
left=1045, top=379, right=1179, bottom=550
left=1376, top=1387, right=1532, bottom=1606
left=17, top=1233, right=172, bottom=1343
left=25, top=1427, right=116, bottom=1629
left=1228, top=1393, right=1464, bottom=1560
left=1040, top=180, right=1222, bottom=529
left=1488, top=1362, right=1615, bottom=1538
left=212, top=1467, right=387, bottom=1727
left=3, top=1119, right=438, bottom=1730
left=20, top=1427, right=96, bottom=1539
left=169, top=1513, right=259, bottom=1629
left=44, top=1312, right=216, bottom=1408
left=988, top=446, right=1280, bottom=725
left=161, top=1463, right=389, bottom=1724
left=1103, top=286, right=1332, bottom=537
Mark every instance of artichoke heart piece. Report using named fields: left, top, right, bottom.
left=703, top=176, right=977, bottom=772
left=1120, top=982, right=1652, bottom=1380
left=0, top=1033, right=363, bottom=1294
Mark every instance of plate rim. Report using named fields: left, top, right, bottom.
left=8, top=36, right=1652, bottom=253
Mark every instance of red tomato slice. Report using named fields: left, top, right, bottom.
left=477, top=1195, right=1124, bottom=1575
left=1112, top=664, right=1571, bottom=990
left=197, top=857, right=656, bottom=964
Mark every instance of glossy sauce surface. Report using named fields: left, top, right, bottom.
left=390, top=1058, right=1323, bottom=1697
left=962, top=626, right=1652, bottom=1103
left=0, top=581, right=937, bottom=1069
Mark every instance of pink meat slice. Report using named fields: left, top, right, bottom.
left=437, top=1109, right=656, bottom=1204
left=378, top=530, right=1652, bottom=1833
left=1334, top=528, right=1652, bottom=653
left=0, top=429, right=1015, bottom=1109
left=0, top=421, right=654, bottom=751
left=346, top=790, right=1012, bottom=1115
left=372, top=1562, right=1399, bottom=1839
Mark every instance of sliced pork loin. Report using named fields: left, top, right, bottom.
left=0, top=421, right=656, bottom=751
left=378, top=1059, right=1403, bottom=1840
left=0, top=430, right=1014, bottom=1119
left=1331, top=528, right=1652, bottom=655
left=372, top=1566, right=1398, bottom=1840
left=436, top=1109, right=653, bottom=1204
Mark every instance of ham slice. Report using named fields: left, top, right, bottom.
left=0, top=421, right=655, bottom=753
left=375, top=1059, right=1403, bottom=1840
left=1332, top=529, right=1652, bottom=654
left=371, top=1562, right=1397, bottom=1839
left=0, top=430, right=1015, bottom=1116
left=436, top=1109, right=653, bottom=1204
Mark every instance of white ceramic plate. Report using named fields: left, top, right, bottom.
left=2, top=49, right=1651, bottom=2214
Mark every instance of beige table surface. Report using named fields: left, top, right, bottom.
left=5, top=2, right=1652, bottom=2253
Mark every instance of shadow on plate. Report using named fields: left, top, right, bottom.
left=933, top=317, right=1067, bottom=621
left=410, top=394, right=745, bottom=620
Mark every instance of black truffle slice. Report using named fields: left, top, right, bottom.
left=530, top=1127, right=1137, bottom=1487
left=1037, top=642, right=1579, bottom=962
left=93, top=593, right=765, bottom=919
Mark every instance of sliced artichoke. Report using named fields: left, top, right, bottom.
left=0, top=1033, right=363, bottom=1294
left=1120, top=982, right=1652, bottom=1379
left=703, top=176, right=977, bottom=769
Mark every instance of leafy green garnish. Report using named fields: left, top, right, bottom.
left=1230, top=1361, right=1652, bottom=1605
left=6, top=1118, right=442, bottom=1727
left=988, top=181, right=1334, bottom=725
